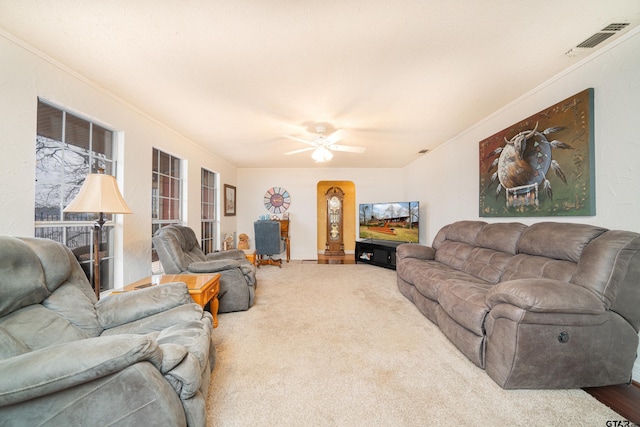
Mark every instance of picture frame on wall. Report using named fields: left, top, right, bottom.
left=224, top=184, right=236, bottom=216
left=479, top=88, right=595, bottom=217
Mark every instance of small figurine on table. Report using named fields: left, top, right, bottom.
left=222, top=233, right=234, bottom=251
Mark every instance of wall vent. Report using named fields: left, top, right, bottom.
left=566, top=23, right=630, bottom=56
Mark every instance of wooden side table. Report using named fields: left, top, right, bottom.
left=242, top=249, right=257, bottom=266
left=278, top=219, right=291, bottom=262
left=115, top=273, right=221, bottom=327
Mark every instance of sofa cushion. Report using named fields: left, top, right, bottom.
left=436, top=221, right=486, bottom=248
left=100, top=304, right=206, bottom=336
left=475, top=222, right=526, bottom=254
left=433, top=221, right=521, bottom=280
left=399, top=258, right=486, bottom=301
left=434, top=241, right=475, bottom=271
left=517, top=222, right=606, bottom=262
left=501, top=254, right=576, bottom=282
left=21, top=237, right=74, bottom=293
left=96, top=283, right=194, bottom=330
left=572, top=230, right=640, bottom=311
left=437, top=242, right=515, bottom=285
left=0, top=237, right=50, bottom=317
left=462, top=247, right=514, bottom=284
left=42, top=281, right=102, bottom=338
left=0, top=327, right=29, bottom=359
left=437, top=280, right=493, bottom=335
left=0, top=305, right=90, bottom=351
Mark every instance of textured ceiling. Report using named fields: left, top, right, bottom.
left=1, top=1, right=639, bottom=168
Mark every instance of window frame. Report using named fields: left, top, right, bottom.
left=201, top=168, right=219, bottom=254
left=34, top=99, right=118, bottom=291
left=151, top=148, right=183, bottom=272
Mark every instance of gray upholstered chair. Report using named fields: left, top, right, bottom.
left=0, top=236, right=215, bottom=426
left=153, top=225, right=256, bottom=313
left=254, top=220, right=286, bottom=268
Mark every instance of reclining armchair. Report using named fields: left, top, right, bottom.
left=0, top=236, right=215, bottom=427
left=153, top=225, right=256, bottom=313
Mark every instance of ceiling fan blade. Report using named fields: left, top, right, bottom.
left=324, top=129, right=346, bottom=145
left=329, top=144, right=366, bottom=153
left=281, top=135, right=317, bottom=146
left=284, top=147, right=315, bottom=155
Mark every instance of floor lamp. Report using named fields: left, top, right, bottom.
left=64, top=173, right=132, bottom=299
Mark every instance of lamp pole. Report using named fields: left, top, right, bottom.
left=92, top=212, right=107, bottom=299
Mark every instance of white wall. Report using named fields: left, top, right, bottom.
left=405, top=28, right=640, bottom=241
left=237, top=168, right=404, bottom=260
left=403, top=28, right=640, bottom=381
left=0, top=32, right=238, bottom=286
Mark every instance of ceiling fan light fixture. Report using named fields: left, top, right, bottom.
left=283, top=126, right=362, bottom=161
left=312, top=146, right=333, bottom=162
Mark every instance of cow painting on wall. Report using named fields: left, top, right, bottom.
left=479, top=88, right=595, bottom=217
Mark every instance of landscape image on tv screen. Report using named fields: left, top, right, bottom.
left=359, top=201, right=419, bottom=243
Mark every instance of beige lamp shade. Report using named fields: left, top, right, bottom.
left=64, top=173, right=132, bottom=214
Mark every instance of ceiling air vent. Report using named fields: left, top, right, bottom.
left=566, top=23, right=630, bottom=56
left=601, top=23, right=630, bottom=32
left=576, top=32, right=616, bottom=49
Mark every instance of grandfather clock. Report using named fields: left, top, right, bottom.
left=324, top=186, right=345, bottom=256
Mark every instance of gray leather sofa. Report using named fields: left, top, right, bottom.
left=396, top=221, right=640, bottom=389
left=153, top=225, right=257, bottom=313
left=0, top=236, right=215, bottom=426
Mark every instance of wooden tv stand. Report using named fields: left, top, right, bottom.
left=355, top=240, right=402, bottom=270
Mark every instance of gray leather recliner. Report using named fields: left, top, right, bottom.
left=153, top=225, right=256, bottom=313
left=0, top=236, right=215, bottom=426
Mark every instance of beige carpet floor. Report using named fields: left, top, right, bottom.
left=206, top=263, right=624, bottom=426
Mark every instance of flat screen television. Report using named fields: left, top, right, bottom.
left=358, top=201, right=419, bottom=243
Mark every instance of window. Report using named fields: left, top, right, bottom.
left=35, top=100, right=117, bottom=291
left=151, top=148, right=182, bottom=269
left=201, top=168, right=218, bottom=254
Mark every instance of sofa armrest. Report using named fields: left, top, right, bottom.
left=486, top=279, right=605, bottom=314
left=0, top=335, right=162, bottom=406
left=188, top=259, right=241, bottom=273
left=396, top=244, right=435, bottom=261
left=205, top=250, right=245, bottom=261
left=96, top=282, right=193, bottom=329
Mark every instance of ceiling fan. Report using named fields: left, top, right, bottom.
left=282, top=126, right=366, bottom=162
